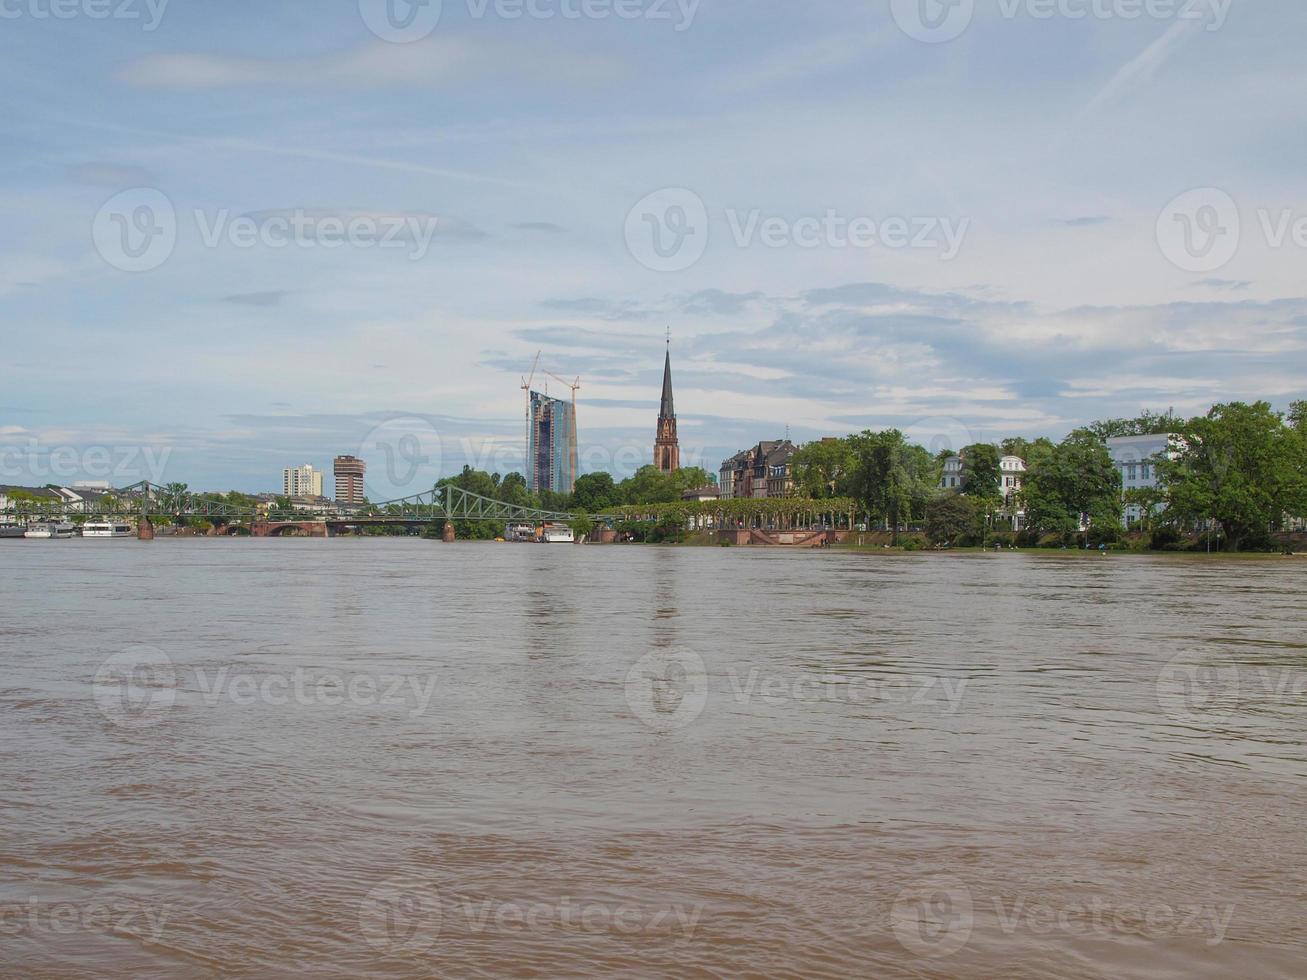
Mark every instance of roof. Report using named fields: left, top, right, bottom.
left=765, top=442, right=797, bottom=465
left=0, top=485, right=64, bottom=500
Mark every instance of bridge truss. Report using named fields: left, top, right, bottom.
left=0, top=483, right=581, bottom=525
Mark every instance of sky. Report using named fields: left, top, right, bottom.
left=3, top=0, right=1305, bottom=498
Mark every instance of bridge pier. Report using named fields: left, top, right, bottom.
left=137, top=517, right=154, bottom=541
left=443, top=521, right=456, bottom=543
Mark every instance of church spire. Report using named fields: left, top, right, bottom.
left=660, top=341, right=675, bottom=420
left=654, top=330, right=680, bottom=473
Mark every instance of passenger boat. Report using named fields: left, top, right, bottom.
left=24, top=522, right=77, bottom=539
left=504, top=523, right=537, bottom=542
left=0, top=522, right=26, bottom=539
left=82, top=522, right=134, bottom=538
left=542, top=525, right=575, bottom=543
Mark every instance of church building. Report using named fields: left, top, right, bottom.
left=654, top=342, right=680, bottom=473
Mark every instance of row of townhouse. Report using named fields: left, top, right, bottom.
left=718, top=440, right=799, bottom=499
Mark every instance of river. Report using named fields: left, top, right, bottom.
left=1, top=540, right=1305, bottom=978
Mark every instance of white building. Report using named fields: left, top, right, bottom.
left=938, top=453, right=1026, bottom=499
left=283, top=464, right=323, bottom=498
left=998, top=455, right=1026, bottom=504
left=939, top=452, right=1027, bottom=529
left=1107, top=434, right=1173, bottom=525
left=940, top=455, right=964, bottom=489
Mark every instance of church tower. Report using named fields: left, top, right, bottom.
left=654, top=337, right=680, bottom=473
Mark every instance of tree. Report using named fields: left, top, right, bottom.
left=1001, top=437, right=1055, bottom=466
left=1124, top=485, right=1167, bottom=532
left=497, top=472, right=533, bottom=508
left=1158, top=401, right=1307, bottom=550
left=668, top=467, right=714, bottom=496
left=619, top=466, right=678, bottom=505
left=1087, top=410, right=1179, bottom=441
left=845, top=430, right=931, bottom=542
left=925, top=492, right=979, bottom=545
left=960, top=444, right=1002, bottom=501
left=440, top=466, right=507, bottom=539
left=1019, top=430, right=1121, bottom=541
left=571, top=472, right=621, bottom=513
left=790, top=438, right=854, bottom=499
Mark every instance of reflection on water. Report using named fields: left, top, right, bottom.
left=1, top=541, right=1305, bottom=978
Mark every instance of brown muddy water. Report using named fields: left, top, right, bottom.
left=1, top=540, right=1305, bottom=978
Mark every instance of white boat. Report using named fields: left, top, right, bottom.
left=0, top=522, right=26, bottom=539
left=542, top=525, right=575, bottom=543
left=82, top=522, right=134, bottom=538
left=24, top=522, right=77, bottom=539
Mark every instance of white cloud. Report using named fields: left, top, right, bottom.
left=118, top=38, right=623, bottom=89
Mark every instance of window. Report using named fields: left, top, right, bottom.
left=1141, top=463, right=1150, bottom=480
left=1127, top=463, right=1137, bottom=481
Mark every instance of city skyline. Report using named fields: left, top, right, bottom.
left=5, top=3, right=1307, bottom=493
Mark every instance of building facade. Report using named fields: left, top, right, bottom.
left=1107, top=433, right=1173, bottom=524
left=718, top=440, right=798, bottom=499
left=654, top=346, right=680, bottom=473
left=283, top=464, right=323, bottom=498
left=939, top=452, right=1028, bottom=529
left=528, top=391, right=577, bottom=495
left=333, top=455, right=367, bottom=506
left=938, top=453, right=1027, bottom=502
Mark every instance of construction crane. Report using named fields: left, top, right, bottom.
left=521, top=352, right=541, bottom=488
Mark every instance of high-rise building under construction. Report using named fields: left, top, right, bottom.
left=528, top=390, right=577, bottom=495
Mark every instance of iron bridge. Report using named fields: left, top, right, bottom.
left=1, top=482, right=582, bottom=525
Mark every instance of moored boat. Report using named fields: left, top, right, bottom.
left=82, top=522, right=134, bottom=538
left=24, top=522, right=77, bottom=539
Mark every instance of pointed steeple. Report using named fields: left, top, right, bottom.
left=654, top=331, right=680, bottom=473
left=660, top=343, right=675, bottom=420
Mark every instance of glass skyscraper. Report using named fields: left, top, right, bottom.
left=528, top=391, right=577, bottom=495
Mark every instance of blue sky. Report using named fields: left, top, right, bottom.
left=3, top=0, right=1305, bottom=496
